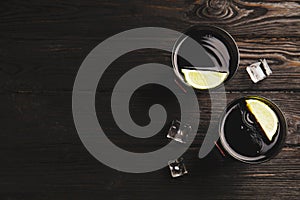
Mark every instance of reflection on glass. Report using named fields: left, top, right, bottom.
left=172, top=25, right=239, bottom=89
left=219, top=96, right=286, bottom=163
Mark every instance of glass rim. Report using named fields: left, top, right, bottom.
left=171, top=24, right=240, bottom=90
left=219, top=95, right=287, bottom=164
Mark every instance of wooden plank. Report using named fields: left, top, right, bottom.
left=0, top=91, right=299, bottom=199
left=185, top=0, right=300, bottom=37
left=0, top=39, right=299, bottom=91
left=0, top=91, right=298, bottom=148
left=0, top=1, right=299, bottom=91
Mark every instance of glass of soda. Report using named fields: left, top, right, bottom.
left=172, top=25, right=239, bottom=89
left=219, top=96, right=287, bottom=163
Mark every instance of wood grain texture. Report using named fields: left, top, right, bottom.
left=0, top=0, right=299, bottom=91
left=0, top=0, right=299, bottom=199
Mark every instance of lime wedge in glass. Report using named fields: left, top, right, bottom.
left=246, top=99, right=279, bottom=141
left=181, top=69, right=228, bottom=89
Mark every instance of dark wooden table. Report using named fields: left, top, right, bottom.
left=0, top=0, right=299, bottom=199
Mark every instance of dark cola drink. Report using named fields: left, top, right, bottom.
left=219, top=96, right=286, bottom=163
left=172, top=25, right=239, bottom=90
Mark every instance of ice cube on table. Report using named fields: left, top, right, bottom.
left=168, top=158, right=188, bottom=178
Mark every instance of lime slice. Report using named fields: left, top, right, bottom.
left=246, top=99, right=279, bottom=141
left=181, top=69, right=228, bottom=89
